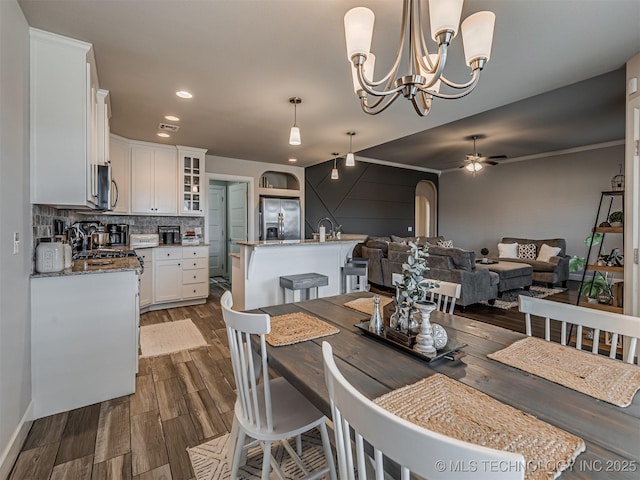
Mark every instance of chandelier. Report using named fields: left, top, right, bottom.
left=344, top=0, right=495, bottom=116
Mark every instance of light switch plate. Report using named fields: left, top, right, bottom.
left=13, top=232, right=20, bottom=254
left=407, top=226, right=413, bottom=232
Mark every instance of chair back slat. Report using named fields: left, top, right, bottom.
left=221, top=291, right=273, bottom=431
left=519, top=296, right=640, bottom=364
left=394, top=273, right=461, bottom=315
left=322, top=342, right=525, bottom=480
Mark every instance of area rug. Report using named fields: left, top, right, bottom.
left=139, top=319, right=207, bottom=358
left=266, top=312, right=339, bottom=347
left=187, top=430, right=329, bottom=480
left=374, top=374, right=585, bottom=480
left=488, top=337, right=640, bottom=407
left=483, top=285, right=565, bottom=310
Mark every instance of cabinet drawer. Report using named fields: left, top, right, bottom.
left=182, top=247, right=208, bottom=259
left=182, top=282, right=209, bottom=299
left=155, top=247, right=182, bottom=260
left=182, top=257, right=208, bottom=270
left=182, top=269, right=208, bottom=285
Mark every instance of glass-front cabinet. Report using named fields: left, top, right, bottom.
left=177, top=146, right=207, bottom=216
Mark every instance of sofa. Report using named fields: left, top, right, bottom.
left=359, top=235, right=499, bottom=308
left=497, top=237, right=570, bottom=287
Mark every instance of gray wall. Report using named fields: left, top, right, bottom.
left=439, top=144, right=624, bottom=262
left=305, top=160, right=439, bottom=238
left=0, top=0, right=32, bottom=475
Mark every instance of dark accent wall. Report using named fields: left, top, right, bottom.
left=305, top=160, right=438, bottom=238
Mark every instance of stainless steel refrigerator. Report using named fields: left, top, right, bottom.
left=260, top=197, right=301, bottom=240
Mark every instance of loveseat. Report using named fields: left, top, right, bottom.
left=359, top=236, right=499, bottom=308
left=497, top=237, right=570, bottom=287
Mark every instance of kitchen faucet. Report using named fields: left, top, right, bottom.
left=317, top=217, right=334, bottom=239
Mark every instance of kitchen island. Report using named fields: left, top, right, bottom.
left=231, top=238, right=361, bottom=310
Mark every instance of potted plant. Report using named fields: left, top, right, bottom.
left=480, top=247, right=489, bottom=263
left=608, top=211, right=623, bottom=228
left=568, top=232, right=602, bottom=273
left=394, top=242, right=439, bottom=334
left=580, top=272, right=612, bottom=304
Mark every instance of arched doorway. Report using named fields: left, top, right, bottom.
left=415, top=180, right=437, bottom=237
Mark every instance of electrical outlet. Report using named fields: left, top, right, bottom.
left=13, top=232, right=20, bottom=254
left=194, top=227, right=202, bottom=235
left=407, top=226, right=413, bottom=232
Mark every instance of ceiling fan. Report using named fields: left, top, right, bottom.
left=460, top=135, right=507, bottom=173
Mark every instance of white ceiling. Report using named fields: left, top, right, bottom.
left=18, top=0, right=640, bottom=171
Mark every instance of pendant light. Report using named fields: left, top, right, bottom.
left=288, top=97, right=302, bottom=145
left=346, top=132, right=356, bottom=166
left=331, top=153, right=340, bottom=180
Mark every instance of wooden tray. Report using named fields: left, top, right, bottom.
left=355, top=321, right=467, bottom=363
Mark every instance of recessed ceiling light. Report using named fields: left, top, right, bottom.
left=288, top=158, right=297, bottom=162
left=157, top=132, right=170, bottom=138
left=165, top=115, right=180, bottom=122
left=176, top=90, right=192, bottom=99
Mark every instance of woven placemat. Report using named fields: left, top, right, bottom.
left=374, top=374, right=585, bottom=480
left=344, top=295, right=392, bottom=315
left=266, top=312, right=339, bottom=347
left=488, top=336, right=640, bottom=407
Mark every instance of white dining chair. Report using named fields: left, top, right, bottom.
left=519, top=296, right=639, bottom=363
left=392, top=272, right=461, bottom=314
left=322, top=341, right=525, bottom=479
left=220, top=291, right=337, bottom=480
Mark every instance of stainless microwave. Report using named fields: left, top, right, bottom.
left=96, top=164, right=118, bottom=211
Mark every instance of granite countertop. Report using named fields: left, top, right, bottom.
left=237, top=238, right=361, bottom=247
left=32, top=256, right=142, bottom=278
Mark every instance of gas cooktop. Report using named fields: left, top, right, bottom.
left=73, top=249, right=138, bottom=260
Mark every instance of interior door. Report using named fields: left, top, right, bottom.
left=228, top=182, right=248, bottom=277
left=208, top=184, right=226, bottom=277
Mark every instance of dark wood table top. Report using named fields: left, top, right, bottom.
left=255, top=293, right=640, bottom=480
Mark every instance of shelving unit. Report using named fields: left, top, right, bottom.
left=577, top=191, right=624, bottom=313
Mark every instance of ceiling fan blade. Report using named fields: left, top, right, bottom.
left=479, top=160, right=499, bottom=166
left=484, top=155, right=507, bottom=159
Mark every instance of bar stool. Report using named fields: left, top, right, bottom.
left=280, top=273, right=329, bottom=303
left=342, top=258, right=369, bottom=293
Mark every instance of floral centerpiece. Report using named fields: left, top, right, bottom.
left=393, top=242, right=439, bottom=334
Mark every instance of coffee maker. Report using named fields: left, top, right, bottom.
left=107, top=224, right=129, bottom=246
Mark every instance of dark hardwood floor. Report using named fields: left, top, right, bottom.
left=10, top=280, right=578, bottom=479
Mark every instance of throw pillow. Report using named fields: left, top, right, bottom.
left=518, top=243, right=537, bottom=260
left=497, top=242, right=518, bottom=258
left=537, top=243, right=562, bottom=262
left=437, top=239, right=454, bottom=248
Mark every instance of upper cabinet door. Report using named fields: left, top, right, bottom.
left=30, top=28, right=106, bottom=210
left=153, top=148, right=178, bottom=215
left=109, top=135, right=130, bottom=214
left=177, top=146, right=207, bottom=216
left=130, top=142, right=177, bottom=215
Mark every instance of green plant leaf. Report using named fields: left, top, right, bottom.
left=568, top=255, right=586, bottom=272
left=584, top=232, right=602, bottom=247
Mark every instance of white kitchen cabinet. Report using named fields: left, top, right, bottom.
left=130, top=142, right=177, bottom=215
left=30, top=28, right=106, bottom=210
left=109, top=134, right=130, bottom=214
left=177, top=146, right=207, bottom=216
left=154, top=247, right=183, bottom=303
left=149, top=246, right=209, bottom=307
left=137, top=248, right=154, bottom=308
left=31, top=271, right=139, bottom=419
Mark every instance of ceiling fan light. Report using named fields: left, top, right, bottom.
left=461, top=11, right=496, bottom=66
left=289, top=126, right=301, bottom=145
left=344, top=7, right=375, bottom=59
left=429, top=0, right=463, bottom=40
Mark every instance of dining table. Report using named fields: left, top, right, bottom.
left=254, top=292, right=640, bottom=480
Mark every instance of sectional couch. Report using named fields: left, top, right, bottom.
left=498, top=237, right=570, bottom=287
left=358, top=235, right=498, bottom=308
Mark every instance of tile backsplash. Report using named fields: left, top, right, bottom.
left=32, top=204, right=205, bottom=242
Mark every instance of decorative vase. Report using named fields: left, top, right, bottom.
left=368, top=294, right=384, bottom=334
left=413, top=301, right=437, bottom=354
left=389, top=300, right=401, bottom=330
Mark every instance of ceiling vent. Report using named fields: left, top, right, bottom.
left=158, top=123, right=180, bottom=132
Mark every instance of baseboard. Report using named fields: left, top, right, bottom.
left=0, top=401, right=33, bottom=480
